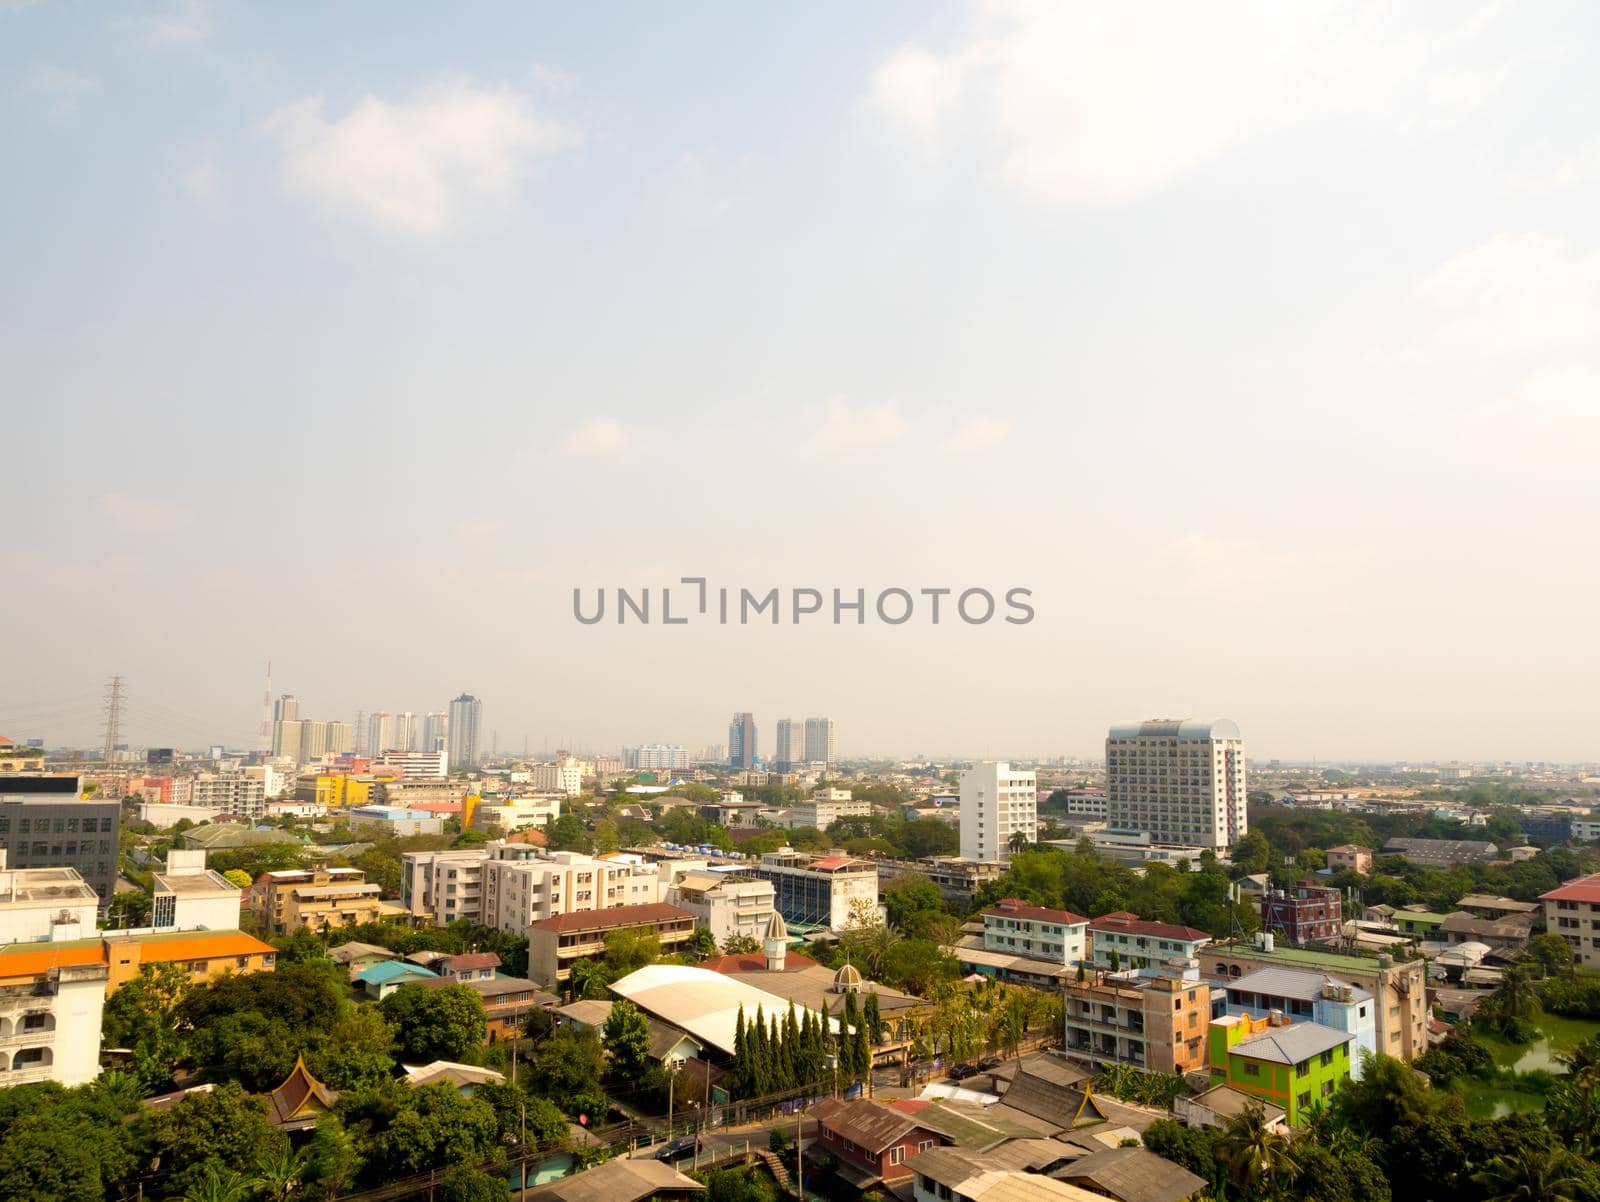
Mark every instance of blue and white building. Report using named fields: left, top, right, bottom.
left=1220, top=965, right=1376, bottom=1079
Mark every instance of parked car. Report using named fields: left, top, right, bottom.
left=655, top=1136, right=697, bottom=1162
left=948, top=1063, right=978, bottom=1081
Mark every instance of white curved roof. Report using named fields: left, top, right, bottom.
left=609, top=964, right=830, bottom=1055
left=1108, top=718, right=1242, bottom=741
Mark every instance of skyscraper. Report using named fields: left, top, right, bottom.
left=728, top=712, right=757, bottom=770
left=367, top=711, right=393, bottom=757
left=271, top=719, right=302, bottom=761
left=273, top=694, right=299, bottom=723
left=394, top=711, right=417, bottom=752
left=803, top=717, right=835, bottom=767
left=1105, top=718, right=1247, bottom=849
left=448, top=694, right=483, bottom=771
left=775, top=719, right=806, bottom=770
left=959, top=761, right=1037, bottom=863
left=423, top=711, right=448, bottom=753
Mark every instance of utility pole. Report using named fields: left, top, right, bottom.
left=102, top=675, right=125, bottom=764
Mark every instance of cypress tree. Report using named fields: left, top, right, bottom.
left=752, top=1005, right=769, bottom=1096
left=853, top=1009, right=872, bottom=1085
left=841, top=991, right=859, bottom=1084
left=732, top=1004, right=748, bottom=1098
left=864, top=992, right=881, bottom=1046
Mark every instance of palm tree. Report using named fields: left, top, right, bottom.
left=1008, top=831, right=1031, bottom=856
left=1218, top=1103, right=1299, bottom=1198
left=1472, top=1148, right=1584, bottom=1202
left=90, top=1069, right=146, bottom=1115
left=184, top=1165, right=253, bottom=1202
left=1495, top=964, right=1538, bottom=1021
left=255, top=1145, right=311, bottom=1202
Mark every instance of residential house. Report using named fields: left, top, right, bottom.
left=1087, top=913, right=1210, bottom=970
left=1260, top=883, right=1342, bottom=944
left=1219, top=966, right=1375, bottom=1079
left=1325, top=845, right=1373, bottom=876
left=1062, top=960, right=1210, bottom=1075
left=1207, top=1013, right=1353, bottom=1126
left=811, top=1097, right=952, bottom=1189
left=1054, top=1147, right=1207, bottom=1202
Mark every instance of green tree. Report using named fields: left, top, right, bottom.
left=523, top=1025, right=607, bottom=1117
left=101, top=960, right=194, bottom=1092
left=183, top=1164, right=253, bottom=1202
left=603, top=999, right=652, bottom=1081
left=1472, top=1147, right=1585, bottom=1202
left=1217, top=1102, right=1299, bottom=1198
left=254, top=1144, right=312, bottom=1202
left=686, top=927, right=718, bottom=959
left=136, top=1083, right=291, bottom=1199
left=437, top=1165, right=512, bottom=1202
left=378, top=984, right=487, bottom=1064
left=306, top=1113, right=364, bottom=1200
left=1527, top=932, right=1577, bottom=977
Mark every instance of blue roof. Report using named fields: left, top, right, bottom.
left=355, top=960, right=437, bottom=986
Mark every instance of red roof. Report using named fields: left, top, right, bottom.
left=442, top=951, right=501, bottom=971
left=809, top=855, right=867, bottom=871
left=701, top=950, right=819, bottom=974
left=983, top=899, right=1090, bottom=926
left=1089, top=911, right=1210, bottom=943
left=526, top=902, right=695, bottom=933
left=1541, top=873, right=1600, bottom=904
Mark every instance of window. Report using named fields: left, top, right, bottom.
left=1243, top=1062, right=1260, bottom=1077
left=919, top=1140, right=936, bottom=1152
left=890, top=1147, right=905, bottom=1166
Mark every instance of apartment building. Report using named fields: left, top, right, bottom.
left=400, top=848, right=491, bottom=923
left=664, top=872, right=776, bottom=947
left=251, top=867, right=397, bottom=935
left=1063, top=960, right=1211, bottom=1075
left=525, top=902, right=696, bottom=987
left=958, top=762, right=1037, bottom=863
left=978, top=898, right=1088, bottom=967
left=528, top=757, right=583, bottom=797
left=622, top=745, right=690, bottom=772
left=1261, top=883, right=1344, bottom=945
left=789, top=790, right=871, bottom=831
left=1201, top=943, right=1428, bottom=1061
left=150, top=849, right=243, bottom=931
left=374, top=750, right=448, bottom=778
left=1087, top=912, right=1211, bottom=969
left=190, top=770, right=269, bottom=821
left=1221, top=965, right=1375, bottom=1079
left=1105, top=718, right=1247, bottom=849
left=1541, top=872, right=1600, bottom=971
left=774, top=719, right=807, bottom=771
left=483, top=850, right=668, bottom=940
left=1208, top=1012, right=1354, bottom=1126
left=803, top=717, right=836, bottom=767
left=749, top=847, right=879, bottom=932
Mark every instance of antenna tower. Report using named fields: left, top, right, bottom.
left=102, top=675, right=126, bottom=764
left=258, top=661, right=273, bottom=755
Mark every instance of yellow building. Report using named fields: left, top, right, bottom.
left=314, top=774, right=394, bottom=809
left=252, top=867, right=403, bottom=935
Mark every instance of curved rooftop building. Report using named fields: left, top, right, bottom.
left=1105, top=717, right=1247, bottom=850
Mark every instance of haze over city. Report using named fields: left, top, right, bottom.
left=4, top=2, right=1599, bottom=762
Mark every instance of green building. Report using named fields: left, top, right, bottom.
left=1208, top=1013, right=1354, bottom=1126
left=1392, top=910, right=1452, bottom=938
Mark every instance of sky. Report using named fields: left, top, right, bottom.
left=2, top=1, right=1598, bottom=764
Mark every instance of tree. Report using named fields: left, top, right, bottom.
left=306, top=1114, right=363, bottom=1200
left=1008, top=830, right=1032, bottom=856
left=1472, top=1148, right=1585, bottom=1202
left=1217, top=1103, right=1299, bottom=1198
left=882, top=873, right=946, bottom=933
left=523, top=1026, right=607, bottom=1117
left=0, top=1084, right=138, bottom=1202
left=183, top=1165, right=253, bottom=1202
left=603, top=999, right=652, bottom=1081
left=722, top=933, right=761, bottom=955
left=136, top=1083, right=291, bottom=1199
left=223, top=868, right=253, bottom=889
left=437, top=1166, right=512, bottom=1202
left=687, top=927, right=718, bottom=960
left=352, top=1082, right=501, bottom=1182
left=101, top=960, right=193, bottom=1092
left=254, top=1144, right=312, bottom=1202
left=1527, top=933, right=1577, bottom=977
left=379, top=984, right=487, bottom=1064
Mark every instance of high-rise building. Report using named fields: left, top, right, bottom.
left=803, top=717, right=835, bottom=767
left=271, top=719, right=302, bottom=760
left=324, top=721, right=353, bottom=756
left=423, top=711, right=449, bottom=753
left=0, top=780, right=121, bottom=905
left=298, top=721, right=329, bottom=763
left=367, top=711, right=393, bottom=757
left=727, top=712, right=757, bottom=770
left=622, top=745, right=689, bottom=771
left=775, top=719, right=806, bottom=770
left=959, top=761, right=1037, bottom=863
left=448, top=694, right=483, bottom=770
left=1104, top=719, right=1247, bottom=849
left=394, top=711, right=417, bottom=752
left=273, top=694, right=299, bottom=723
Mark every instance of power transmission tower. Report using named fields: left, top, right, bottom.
left=102, top=675, right=125, bottom=764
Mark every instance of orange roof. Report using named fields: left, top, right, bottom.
left=0, top=944, right=105, bottom=980
left=121, top=932, right=278, bottom=962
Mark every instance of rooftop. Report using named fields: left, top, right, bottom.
left=1089, top=912, right=1210, bottom=943
left=811, top=1096, right=947, bottom=1154
left=984, top=899, right=1090, bottom=926
left=609, top=963, right=831, bottom=1055
left=1056, top=1146, right=1208, bottom=1202
left=1541, top=873, right=1600, bottom=905
left=527, top=902, right=695, bottom=935
left=1229, top=966, right=1372, bottom=1005
left=1227, top=1019, right=1354, bottom=1065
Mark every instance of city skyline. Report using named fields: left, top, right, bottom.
left=2, top=4, right=1598, bottom=763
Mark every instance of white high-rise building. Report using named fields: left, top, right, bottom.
left=803, top=717, right=835, bottom=766
left=622, top=745, right=689, bottom=771
left=775, top=719, right=806, bottom=770
left=368, top=711, right=393, bottom=756
left=1105, top=719, right=1247, bottom=849
left=394, top=711, right=418, bottom=752
left=423, top=711, right=449, bottom=753
left=448, top=694, right=483, bottom=770
left=959, top=761, right=1037, bottom=863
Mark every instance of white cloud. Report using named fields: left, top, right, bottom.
left=559, top=416, right=630, bottom=456
left=1413, top=233, right=1600, bottom=355
left=941, top=415, right=1012, bottom=452
left=114, top=0, right=213, bottom=48
left=264, top=80, right=577, bottom=237
left=18, top=62, right=97, bottom=112
left=811, top=397, right=909, bottom=451
left=181, top=161, right=225, bottom=212
left=1170, top=533, right=1303, bottom=605
left=870, top=1, right=1513, bottom=205
left=98, top=492, right=191, bottom=534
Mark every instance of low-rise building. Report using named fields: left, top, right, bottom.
left=664, top=872, right=775, bottom=947
left=151, top=849, right=243, bottom=931
left=1087, top=913, right=1210, bottom=970
left=1062, top=960, right=1210, bottom=1075
left=0, top=784, right=121, bottom=905
left=1220, top=965, right=1375, bottom=1078
left=1207, top=1012, right=1353, bottom=1126
left=476, top=795, right=562, bottom=835
left=525, top=902, right=696, bottom=988
left=789, top=791, right=871, bottom=830
left=345, top=805, right=444, bottom=837
left=251, top=867, right=399, bottom=935
left=1324, top=845, right=1373, bottom=875
left=750, top=847, right=878, bottom=932
left=978, top=899, right=1090, bottom=968
left=811, top=1097, right=952, bottom=1189
left=1260, top=883, right=1343, bottom=945
left=1382, top=837, right=1500, bottom=868
left=1540, top=872, right=1600, bottom=971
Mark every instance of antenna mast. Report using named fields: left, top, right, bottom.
left=258, top=661, right=273, bottom=756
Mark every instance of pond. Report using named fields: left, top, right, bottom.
left=1454, top=1081, right=1548, bottom=1119
left=1481, top=1010, right=1600, bottom=1072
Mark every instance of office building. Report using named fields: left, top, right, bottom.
left=774, top=719, right=806, bottom=771
left=423, top=711, right=449, bottom=753
left=1063, top=959, right=1212, bottom=1075
left=448, top=693, right=483, bottom=769
left=622, top=744, right=689, bottom=772
left=0, top=782, right=120, bottom=904
left=1541, top=872, right=1600, bottom=972
left=728, top=712, right=757, bottom=770
left=375, top=749, right=449, bottom=778
left=1105, top=718, right=1247, bottom=849
left=958, top=761, right=1037, bottom=863
left=750, top=846, right=878, bottom=932
left=803, top=717, right=835, bottom=766
left=664, top=872, right=777, bottom=948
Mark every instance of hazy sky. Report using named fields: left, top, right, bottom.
left=3, top=2, right=1598, bottom=763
